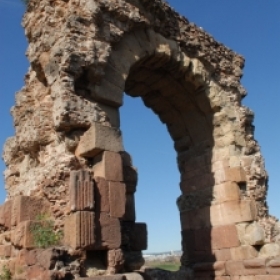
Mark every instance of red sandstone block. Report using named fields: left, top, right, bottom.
left=69, top=170, right=94, bottom=211
left=243, top=258, right=266, bottom=268
left=230, top=245, right=258, bottom=260
left=255, top=276, right=280, bottom=280
left=94, top=212, right=121, bottom=250
left=225, top=260, right=245, bottom=276
left=193, top=261, right=226, bottom=276
left=93, top=151, right=123, bottom=182
left=11, top=196, right=50, bottom=227
left=64, top=211, right=95, bottom=249
left=214, top=182, right=240, bottom=202
left=193, top=249, right=231, bottom=262
left=0, top=245, right=11, bottom=258
left=0, top=200, right=12, bottom=229
left=194, top=228, right=211, bottom=251
left=26, top=264, right=51, bottom=280
left=180, top=207, right=211, bottom=230
left=214, top=166, right=246, bottom=184
left=180, top=173, right=214, bottom=194
left=267, top=267, right=280, bottom=275
left=109, top=182, right=126, bottom=218
left=181, top=230, right=195, bottom=256
left=210, top=200, right=257, bottom=226
left=129, top=223, right=147, bottom=251
left=224, top=167, right=246, bottom=183
left=11, top=220, right=39, bottom=249
left=213, top=249, right=232, bottom=261
left=107, top=249, right=124, bottom=272
left=239, top=277, right=255, bottom=280
left=225, top=260, right=266, bottom=276
left=123, top=194, right=136, bottom=222
left=94, top=176, right=110, bottom=213
left=194, top=225, right=239, bottom=251
left=211, top=225, right=240, bottom=250
left=75, top=122, right=124, bottom=157
left=267, top=258, right=280, bottom=275
left=122, top=166, right=138, bottom=193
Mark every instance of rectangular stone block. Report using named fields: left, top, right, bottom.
left=0, top=200, right=12, bottom=229
left=224, top=200, right=257, bottom=224
left=215, top=166, right=247, bottom=184
left=123, top=194, right=136, bottom=222
left=94, top=177, right=110, bottom=213
left=181, top=200, right=256, bottom=229
left=121, top=222, right=147, bottom=251
left=64, top=211, right=95, bottom=250
left=90, top=77, right=124, bottom=108
left=191, top=249, right=231, bottom=263
left=180, top=207, right=211, bottom=230
left=109, top=182, right=126, bottom=218
left=94, top=212, right=121, bottom=250
left=193, top=261, right=226, bottom=276
left=213, top=249, right=232, bottom=261
left=181, top=230, right=195, bottom=258
left=93, top=151, right=123, bottom=182
left=97, top=103, right=120, bottom=128
left=12, top=220, right=40, bottom=249
left=224, top=167, right=247, bottom=183
left=210, top=200, right=257, bottom=226
left=75, top=122, right=123, bottom=157
left=180, top=173, right=215, bottom=194
left=194, top=228, right=211, bottom=251
left=267, top=258, right=280, bottom=275
left=214, top=182, right=240, bottom=202
left=194, top=225, right=239, bottom=251
left=122, top=165, right=137, bottom=193
left=225, top=260, right=266, bottom=276
left=11, top=196, right=50, bottom=227
left=130, top=223, right=147, bottom=251
left=0, top=245, right=11, bottom=258
left=256, top=277, right=280, bottom=280
left=70, top=170, right=94, bottom=211
left=211, top=225, right=240, bottom=250
left=230, top=245, right=258, bottom=260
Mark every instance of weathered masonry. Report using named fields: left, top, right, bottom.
left=1, top=0, right=280, bottom=279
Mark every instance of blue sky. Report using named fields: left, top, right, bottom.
left=0, top=1, right=279, bottom=253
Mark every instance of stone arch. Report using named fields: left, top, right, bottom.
left=1, top=0, right=280, bottom=279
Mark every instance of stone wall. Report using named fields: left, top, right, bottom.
left=1, top=0, right=280, bottom=279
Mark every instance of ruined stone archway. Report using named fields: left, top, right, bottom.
left=1, top=0, right=280, bottom=279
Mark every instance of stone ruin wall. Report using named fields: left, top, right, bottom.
left=1, top=0, right=280, bottom=279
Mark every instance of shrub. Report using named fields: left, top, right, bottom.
left=30, top=214, right=63, bottom=248
left=0, top=266, right=11, bottom=280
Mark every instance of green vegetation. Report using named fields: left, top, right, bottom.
left=0, top=266, right=11, bottom=280
left=154, top=262, right=180, bottom=271
left=145, top=256, right=181, bottom=272
left=30, top=214, right=63, bottom=248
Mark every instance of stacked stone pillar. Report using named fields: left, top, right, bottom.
left=64, top=122, right=147, bottom=274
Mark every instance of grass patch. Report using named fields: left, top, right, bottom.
left=154, top=263, right=180, bottom=271
left=145, top=256, right=181, bottom=272
left=0, top=266, right=11, bottom=280
left=30, top=214, right=63, bottom=248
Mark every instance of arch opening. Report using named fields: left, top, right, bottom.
left=103, top=28, right=217, bottom=270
